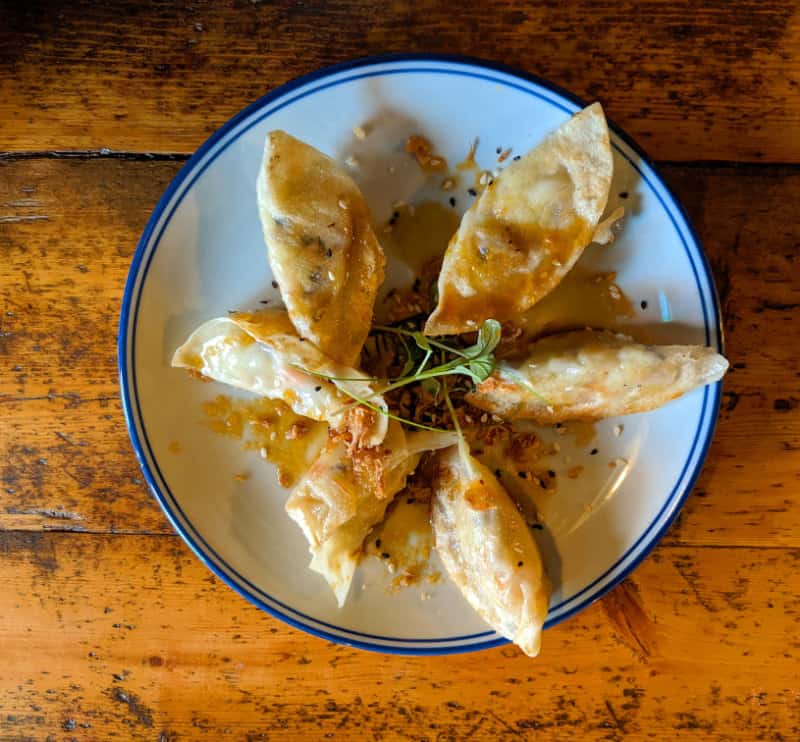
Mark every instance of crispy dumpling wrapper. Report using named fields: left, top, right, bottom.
left=467, top=329, right=729, bottom=423
left=286, top=422, right=457, bottom=606
left=431, top=444, right=551, bottom=657
left=257, top=130, right=386, bottom=366
left=425, top=103, right=613, bottom=336
left=171, top=309, right=387, bottom=448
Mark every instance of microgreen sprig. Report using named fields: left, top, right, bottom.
left=293, top=319, right=503, bottom=432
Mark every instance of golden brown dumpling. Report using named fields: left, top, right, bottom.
left=425, top=104, right=613, bottom=336
left=466, top=329, right=729, bottom=423
left=257, top=130, right=386, bottom=366
left=286, top=423, right=457, bottom=605
left=431, top=445, right=551, bottom=657
left=171, top=309, right=387, bottom=448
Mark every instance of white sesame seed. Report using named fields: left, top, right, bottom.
left=442, top=178, right=455, bottom=191
left=260, top=447, right=268, bottom=459
left=344, top=155, right=358, bottom=169
left=270, top=432, right=277, bottom=441
left=353, top=125, right=366, bottom=140
left=480, top=413, right=488, bottom=423
left=614, top=424, right=624, bottom=437
left=609, top=284, right=622, bottom=300
left=327, top=271, right=335, bottom=281
left=614, top=457, right=628, bottom=467
left=479, top=171, right=489, bottom=186
left=338, top=199, right=347, bottom=209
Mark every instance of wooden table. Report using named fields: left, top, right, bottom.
left=2, top=2, right=799, bottom=739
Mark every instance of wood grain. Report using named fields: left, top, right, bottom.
left=2, top=158, right=799, bottom=546
left=2, top=6, right=800, bottom=728
left=0, top=532, right=798, bottom=740
left=2, top=0, right=800, bottom=162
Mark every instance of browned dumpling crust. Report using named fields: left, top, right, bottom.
left=257, top=130, right=386, bottom=366
left=467, top=329, right=729, bottom=423
left=425, top=104, right=613, bottom=336
left=431, top=445, right=551, bottom=656
left=172, top=309, right=387, bottom=448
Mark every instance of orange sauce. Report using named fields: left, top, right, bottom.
left=381, top=201, right=459, bottom=273
left=515, top=265, right=635, bottom=339
left=202, top=395, right=327, bottom=488
left=456, top=138, right=479, bottom=171
left=366, top=495, right=435, bottom=590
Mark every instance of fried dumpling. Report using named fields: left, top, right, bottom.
left=431, top=445, right=551, bottom=657
left=425, top=103, right=613, bottom=336
left=172, top=309, right=387, bottom=448
left=257, top=130, right=386, bottom=366
left=467, top=329, right=729, bottom=423
left=286, top=422, right=457, bottom=605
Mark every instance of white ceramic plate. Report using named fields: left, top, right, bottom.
left=119, top=55, right=722, bottom=654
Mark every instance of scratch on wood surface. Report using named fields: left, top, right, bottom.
left=601, top=580, right=657, bottom=662
left=673, top=555, right=719, bottom=613
left=5, top=507, right=84, bottom=521
left=605, top=699, right=627, bottom=734
left=0, top=215, right=49, bottom=223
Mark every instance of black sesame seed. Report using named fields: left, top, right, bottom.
left=494, top=468, right=502, bottom=478
left=539, top=480, right=547, bottom=489
left=517, top=561, right=524, bottom=567
left=325, top=248, right=333, bottom=258
left=468, top=188, right=477, bottom=196
left=259, top=299, right=270, bottom=304
left=407, top=497, right=416, bottom=504
left=271, top=280, right=279, bottom=289
left=449, top=197, right=456, bottom=207
left=375, top=539, right=381, bottom=548
left=314, top=386, right=321, bottom=392
left=532, top=523, right=544, bottom=530
left=496, top=147, right=502, bottom=154
left=548, top=470, right=556, bottom=478
left=381, top=552, right=390, bottom=559
left=640, top=300, right=648, bottom=310
left=619, top=191, right=629, bottom=199
left=518, top=471, right=527, bottom=479
left=590, top=448, right=598, bottom=456
left=554, top=422, right=563, bottom=429
left=512, top=155, right=521, bottom=161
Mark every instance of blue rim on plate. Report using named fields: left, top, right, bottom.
left=118, top=54, right=723, bottom=655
